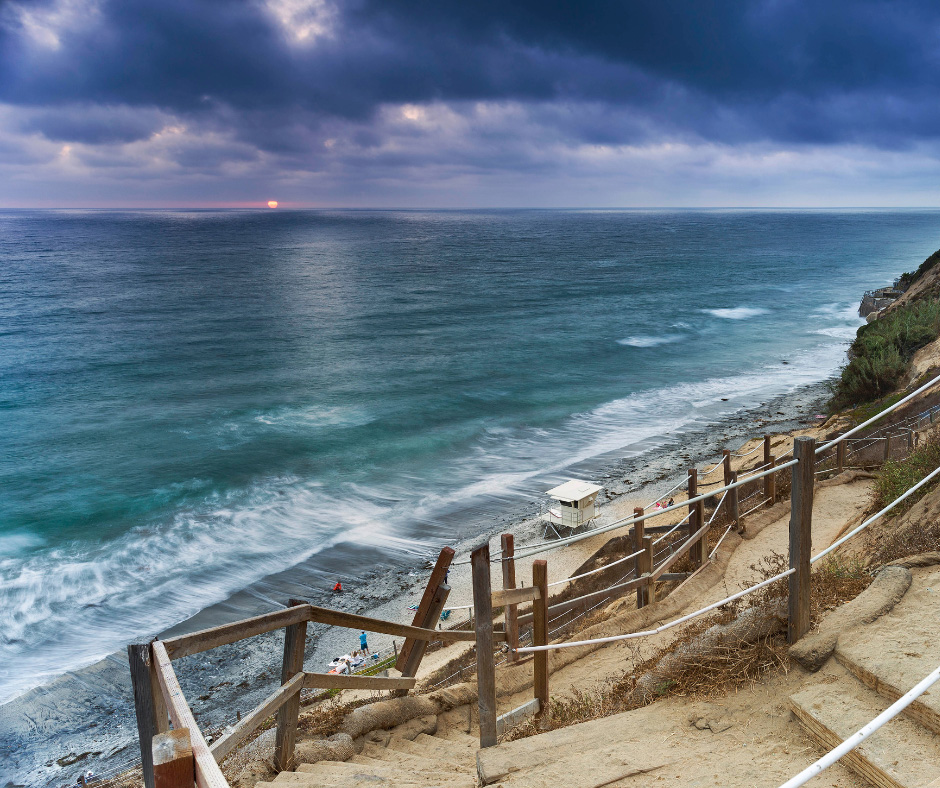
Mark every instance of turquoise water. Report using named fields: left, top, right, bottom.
left=2, top=208, right=939, bottom=703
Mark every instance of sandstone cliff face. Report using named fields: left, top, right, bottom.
left=881, top=248, right=940, bottom=317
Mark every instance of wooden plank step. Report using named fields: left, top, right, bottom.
left=414, top=732, right=477, bottom=756
left=836, top=569, right=940, bottom=737
left=360, top=743, right=468, bottom=774
left=789, top=681, right=940, bottom=788
left=386, top=736, right=473, bottom=766
left=433, top=728, right=477, bottom=745
left=280, top=764, right=474, bottom=788
left=262, top=778, right=463, bottom=788
left=297, top=760, right=447, bottom=780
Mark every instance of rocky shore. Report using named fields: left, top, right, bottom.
left=0, top=378, right=834, bottom=788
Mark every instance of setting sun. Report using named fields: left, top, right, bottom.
left=267, top=200, right=278, bottom=209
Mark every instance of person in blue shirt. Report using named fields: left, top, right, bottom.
left=359, top=631, right=369, bottom=654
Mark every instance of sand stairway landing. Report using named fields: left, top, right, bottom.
left=788, top=564, right=940, bottom=788
left=256, top=729, right=480, bottom=788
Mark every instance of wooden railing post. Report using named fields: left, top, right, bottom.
left=274, top=599, right=308, bottom=772
left=397, top=583, right=451, bottom=687
left=632, top=506, right=644, bottom=601
left=396, top=547, right=455, bottom=672
left=836, top=439, right=846, bottom=474
left=722, top=449, right=733, bottom=520
left=636, top=534, right=652, bottom=608
left=763, top=435, right=773, bottom=504
left=129, top=641, right=170, bottom=788
left=688, top=468, right=705, bottom=567
left=729, top=471, right=740, bottom=530
left=788, top=437, right=815, bottom=644
left=471, top=543, right=497, bottom=748
left=501, top=534, right=519, bottom=662
left=153, top=728, right=194, bottom=788
left=532, top=559, right=549, bottom=720
left=643, top=536, right=655, bottom=605
left=884, top=435, right=891, bottom=463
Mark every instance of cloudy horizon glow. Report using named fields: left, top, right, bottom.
left=2, top=0, right=940, bottom=208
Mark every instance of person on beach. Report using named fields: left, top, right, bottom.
left=668, top=498, right=675, bottom=507
left=359, top=631, right=370, bottom=654
left=332, top=581, right=343, bottom=592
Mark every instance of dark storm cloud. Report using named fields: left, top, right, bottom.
left=2, top=0, right=939, bottom=151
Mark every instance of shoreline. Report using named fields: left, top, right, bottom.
left=0, top=373, right=834, bottom=787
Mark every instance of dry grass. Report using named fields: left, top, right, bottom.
left=506, top=551, right=870, bottom=742
left=296, top=694, right=378, bottom=737
left=866, top=516, right=940, bottom=567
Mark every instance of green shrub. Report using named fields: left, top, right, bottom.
left=872, top=436, right=940, bottom=516
left=830, top=299, right=940, bottom=409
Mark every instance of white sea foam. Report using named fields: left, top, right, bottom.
left=617, top=334, right=683, bottom=348
left=702, top=307, right=770, bottom=320
left=0, top=338, right=850, bottom=706
left=0, top=532, right=45, bottom=557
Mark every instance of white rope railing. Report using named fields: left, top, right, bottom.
left=739, top=497, right=771, bottom=519
left=514, top=457, right=940, bottom=655
left=513, top=568, right=794, bottom=653
left=732, top=443, right=763, bottom=458
left=817, top=371, right=940, bottom=453
left=708, top=523, right=736, bottom=560
left=811, top=463, right=940, bottom=565
left=652, top=510, right=693, bottom=546
left=777, top=662, right=940, bottom=788
left=646, top=475, right=690, bottom=508
left=547, top=548, right=644, bottom=588
left=503, top=459, right=795, bottom=564
left=701, top=458, right=726, bottom=477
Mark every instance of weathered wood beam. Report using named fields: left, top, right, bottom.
left=210, top=673, right=304, bottom=763
left=301, top=672, right=417, bottom=691
left=151, top=641, right=229, bottom=788
left=162, top=605, right=312, bottom=660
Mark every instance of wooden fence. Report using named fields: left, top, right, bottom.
left=128, top=550, right=487, bottom=788
left=128, top=425, right=925, bottom=786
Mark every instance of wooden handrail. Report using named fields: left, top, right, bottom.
left=301, top=672, right=416, bottom=691
left=650, top=520, right=709, bottom=581
left=151, top=642, right=229, bottom=788
left=491, top=586, right=540, bottom=607
left=305, top=604, right=504, bottom=642
left=163, top=601, right=500, bottom=664
left=209, top=672, right=304, bottom=762
left=515, top=574, right=645, bottom=627
left=163, top=605, right=312, bottom=660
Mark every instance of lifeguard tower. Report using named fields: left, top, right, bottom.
left=543, top=479, right=602, bottom=538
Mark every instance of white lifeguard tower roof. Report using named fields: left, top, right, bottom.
left=545, top=479, right=602, bottom=502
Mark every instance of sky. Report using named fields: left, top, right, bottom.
left=1, top=0, right=940, bottom=208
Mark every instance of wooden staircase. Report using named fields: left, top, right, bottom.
left=789, top=566, right=940, bottom=788
left=256, top=729, right=479, bottom=788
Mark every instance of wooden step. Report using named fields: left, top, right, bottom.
left=413, top=732, right=477, bottom=762
left=297, top=759, right=472, bottom=785
left=386, top=735, right=474, bottom=767
left=260, top=778, right=459, bottom=788
left=789, top=682, right=940, bottom=788
left=433, top=728, right=478, bottom=745
left=836, top=634, right=940, bottom=736
left=360, top=743, right=468, bottom=774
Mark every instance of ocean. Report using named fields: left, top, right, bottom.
left=2, top=207, right=940, bottom=712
